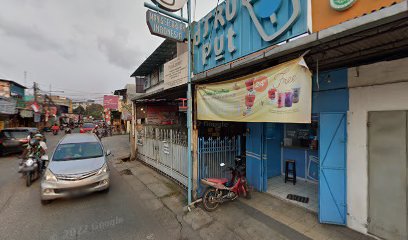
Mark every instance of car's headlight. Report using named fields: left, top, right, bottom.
left=97, top=163, right=108, bottom=175
left=44, top=169, right=57, bottom=182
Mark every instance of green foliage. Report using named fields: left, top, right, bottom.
left=85, top=104, right=104, bottom=120
left=73, top=105, right=85, bottom=115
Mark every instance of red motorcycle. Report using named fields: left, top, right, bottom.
left=201, top=156, right=251, bottom=211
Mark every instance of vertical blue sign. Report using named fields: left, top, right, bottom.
left=192, top=0, right=308, bottom=74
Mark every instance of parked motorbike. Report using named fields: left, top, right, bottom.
left=52, top=128, right=58, bottom=135
left=201, top=156, right=250, bottom=211
left=19, top=154, right=48, bottom=187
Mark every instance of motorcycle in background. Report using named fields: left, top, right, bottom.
left=201, top=155, right=251, bottom=211
left=65, top=128, right=72, bottom=134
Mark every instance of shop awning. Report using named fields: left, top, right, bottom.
left=132, top=84, right=187, bottom=103
left=193, top=1, right=408, bottom=83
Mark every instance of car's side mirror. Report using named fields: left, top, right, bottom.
left=106, top=150, right=111, bottom=156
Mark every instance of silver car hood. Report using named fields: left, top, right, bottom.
left=48, top=157, right=105, bottom=175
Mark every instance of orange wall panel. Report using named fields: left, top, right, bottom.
left=312, top=0, right=403, bottom=32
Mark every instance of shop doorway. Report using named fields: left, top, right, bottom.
left=264, top=122, right=319, bottom=212
left=368, top=111, right=407, bottom=240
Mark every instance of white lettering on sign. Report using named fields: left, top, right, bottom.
left=147, top=10, right=186, bottom=42
left=197, top=0, right=238, bottom=66
left=194, top=0, right=304, bottom=71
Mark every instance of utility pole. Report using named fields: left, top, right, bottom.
left=33, top=82, right=38, bottom=102
left=24, top=71, right=27, bottom=87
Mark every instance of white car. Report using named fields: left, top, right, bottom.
left=41, top=133, right=110, bottom=204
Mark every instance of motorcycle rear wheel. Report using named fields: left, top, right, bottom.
left=202, top=188, right=220, bottom=212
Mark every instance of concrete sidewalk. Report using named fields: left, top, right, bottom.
left=111, top=158, right=373, bottom=240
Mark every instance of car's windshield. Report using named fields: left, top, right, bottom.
left=83, top=123, right=94, bottom=129
left=53, top=142, right=103, bottom=161
left=4, top=130, right=29, bottom=139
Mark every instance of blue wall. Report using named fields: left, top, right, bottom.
left=193, top=0, right=308, bottom=73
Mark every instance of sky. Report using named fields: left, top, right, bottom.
left=0, top=0, right=215, bottom=102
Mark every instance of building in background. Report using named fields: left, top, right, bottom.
left=130, top=39, right=190, bottom=187
left=0, top=79, right=28, bottom=129
left=114, top=84, right=139, bottom=134
left=72, top=99, right=95, bottom=110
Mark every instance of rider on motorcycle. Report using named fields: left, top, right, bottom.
left=20, top=134, right=47, bottom=163
left=51, top=123, right=60, bottom=132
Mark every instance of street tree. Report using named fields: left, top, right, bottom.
left=85, top=103, right=104, bottom=120
left=73, top=105, right=85, bottom=115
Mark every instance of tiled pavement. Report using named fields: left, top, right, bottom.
left=267, top=176, right=318, bottom=212
left=239, top=192, right=375, bottom=240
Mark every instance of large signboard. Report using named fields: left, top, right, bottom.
left=197, top=57, right=312, bottom=123
left=146, top=10, right=187, bottom=42
left=103, top=95, right=119, bottom=110
left=152, top=0, right=187, bottom=12
left=164, top=52, right=188, bottom=90
left=312, top=0, right=404, bottom=32
left=193, top=0, right=308, bottom=74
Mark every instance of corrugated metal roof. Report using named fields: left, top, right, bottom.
left=130, top=39, right=177, bottom=77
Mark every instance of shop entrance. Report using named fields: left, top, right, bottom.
left=264, top=121, right=319, bottom=212
left=368, top=111, right=407, bottom=240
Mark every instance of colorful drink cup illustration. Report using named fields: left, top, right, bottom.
left=245, top=78, right=254, bottom=92
left=245, top=93, right=256, bottom=108
left=285, top=91, right=293, bottom=107
left=268, top=88, right=277, bottom=102
left=277, top=92, right=285, bottom=108
left=292, top=87, right=301, bottom=103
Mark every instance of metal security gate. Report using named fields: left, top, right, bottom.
left=368, top=111, right=407, bottom=240
left=198, top=136, right=241, bottom=182
left=137, top=126, right=188, bottom=187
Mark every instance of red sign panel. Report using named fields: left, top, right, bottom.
left=103, top=95, right=119, bottom=110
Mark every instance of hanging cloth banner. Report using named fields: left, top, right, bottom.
left=197, top=57, right=312, bottom=123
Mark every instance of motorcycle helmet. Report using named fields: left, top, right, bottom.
left=29, top=139, right=39, bottom=147
left=34, top=133, right=44, bottom=140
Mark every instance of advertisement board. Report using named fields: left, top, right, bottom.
left=197, top=57, right=312, bottom=123
left=192, top=0, right=308, bottom=74
left=312, top=0, right=404, bottom=32
left=103, top=95, right=119, bottom=110
left=164, top=52, right=188, bottom=90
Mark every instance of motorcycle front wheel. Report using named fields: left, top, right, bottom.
left=26, top=172, right=32, bottom=187
left=202, top=188, right=220, bottom=212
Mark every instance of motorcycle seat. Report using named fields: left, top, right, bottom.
left=206, top=178, right=229, bottom=185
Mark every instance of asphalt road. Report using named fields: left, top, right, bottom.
left=0, top=131, right=179, bottom=240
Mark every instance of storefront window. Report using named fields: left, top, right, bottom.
left=284, top=116, right=318, bottom=149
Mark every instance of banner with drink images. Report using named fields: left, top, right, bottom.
left=197, top=57, right=312, bottom=123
